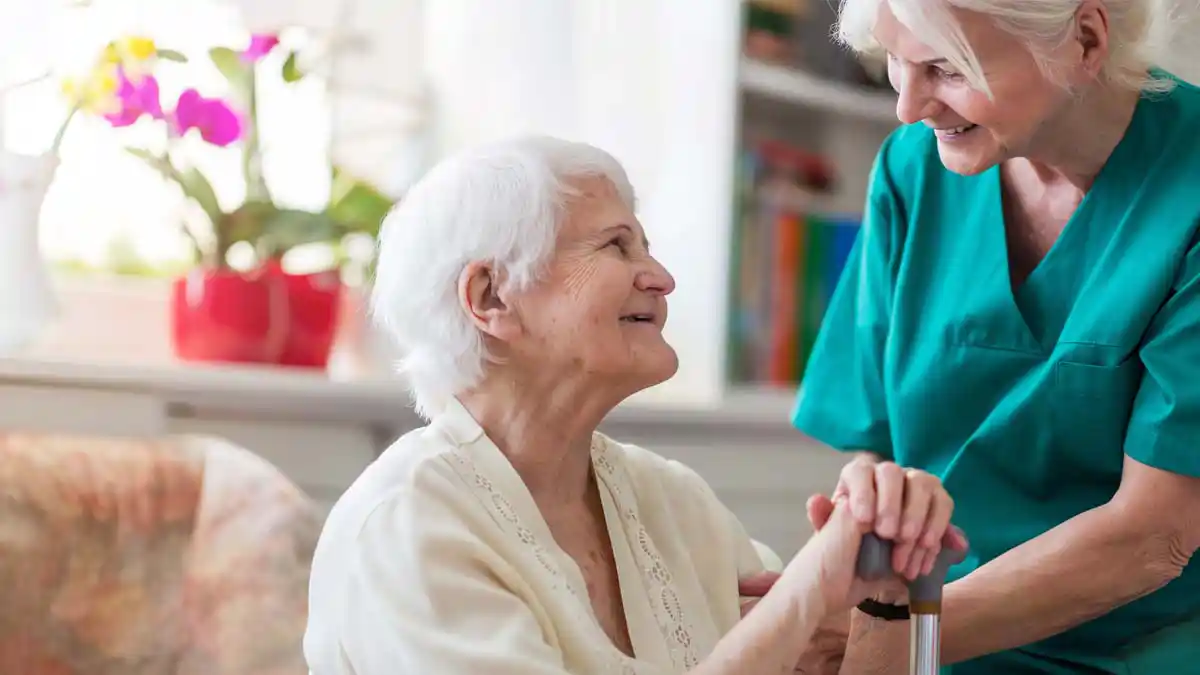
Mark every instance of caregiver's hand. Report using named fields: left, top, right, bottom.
left=738, top=461, right=963, bottom=612
left=830, top=455, right=957, bottom=580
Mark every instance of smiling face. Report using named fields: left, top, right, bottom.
left=877, top=3, right=1077, bottom=175
left=465, top=176, right=678, bottom=396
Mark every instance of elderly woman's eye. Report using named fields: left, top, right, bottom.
left=607, top=237, right=628, bottom=252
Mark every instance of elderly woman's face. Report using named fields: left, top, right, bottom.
left=876, top=4, right=1078, bottom=175
left=503, top=177, right=678, bottom=390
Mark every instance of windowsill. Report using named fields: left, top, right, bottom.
left=7, top=273, right=797, bottom=429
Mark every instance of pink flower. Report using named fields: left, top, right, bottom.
left=242, top=34, right=280, bottom=63
left=103, top=68, right=164, bottom=128
left=170, top=89, right=244, bottom=147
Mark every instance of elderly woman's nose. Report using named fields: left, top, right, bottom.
left=636, top=258, right=675, bottom=295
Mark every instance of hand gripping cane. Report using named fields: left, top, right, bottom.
left=856, top=533, right=968, bottom=675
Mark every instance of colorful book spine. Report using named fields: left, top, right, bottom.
left=726, top=144, right=861, bottom=386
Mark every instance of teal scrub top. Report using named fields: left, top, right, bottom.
left=792, top=72, right=1200, bottom=675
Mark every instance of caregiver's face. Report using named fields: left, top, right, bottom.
left=876, top=3, right=1072, bottom=175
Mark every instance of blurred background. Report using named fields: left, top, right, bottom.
left=0, top=1, right=1195, bottom=673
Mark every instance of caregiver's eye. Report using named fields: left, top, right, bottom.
left=933, top=65, right=964, bottom=81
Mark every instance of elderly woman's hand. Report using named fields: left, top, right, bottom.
left=824, top=454, right=957, bottom=581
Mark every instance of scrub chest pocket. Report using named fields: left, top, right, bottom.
left=1053, top=351, right=1143, bottom=461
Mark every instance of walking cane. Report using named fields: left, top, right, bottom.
left=856, top=533, right=967, bottom=675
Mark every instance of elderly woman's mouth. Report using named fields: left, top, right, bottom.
left=620, top=313, right=657, bottom=324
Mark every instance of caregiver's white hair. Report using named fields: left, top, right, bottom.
left=370, top=136, right=637, bottom=420
left=836, top=0, right=1192, bottom=98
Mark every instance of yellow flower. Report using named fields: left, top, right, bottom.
left=113, top=36, right=157, bottom=64
left=61, top=62, right=121, bottom=115
left=97, top=36, right=157, bottom=82
left=100, top=41, right=122, bottom=65
left=58, top=35, right=164, bottom=115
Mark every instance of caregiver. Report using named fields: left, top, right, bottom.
left=791, top=0, right=1200, bottom=673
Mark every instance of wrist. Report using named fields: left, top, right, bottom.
left=870, top=587, right=909, bottom=605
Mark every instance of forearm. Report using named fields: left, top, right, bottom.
left=839, top=501, right=1182, bottom=671
left=697, top=549, right=827, bottom=675
left=940, top=502, right=1183, bottom=664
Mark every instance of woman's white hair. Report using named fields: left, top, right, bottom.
left=836, top=0, right=1192, bottom=98
left=370, top=135, right=636, bottom=420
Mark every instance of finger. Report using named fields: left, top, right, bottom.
left=892, top=539, right=918, bottom=579
left=914, top=545, right=938, bottom=579
left=823, top=496, right=864, bottom=536
left=944, top=525, right=969, bottom=551
left=738, top=571, right=781, bottom=598
left=839, top=457, right=878, bottom=525
left=873, top=462, right=905, bottom=539
left=921, top=490, right=954, bottom=550
left=888, top=475, right=921, bottom=576
left=900, top=471, right=934, bottom=545
left=916, top=508, right=960, bottom=577
left=807, top=493, right=835, bottom=531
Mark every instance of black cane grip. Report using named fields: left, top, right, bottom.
left=855, top=532, right=968, bottom=605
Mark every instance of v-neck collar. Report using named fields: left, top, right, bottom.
left=980, top=90, right=1150, bottom=353
left=432, top=397, right=700, bottom=672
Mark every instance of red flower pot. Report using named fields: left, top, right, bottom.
left=276, top=267, right=343, bottom=368
left=170, top=263, right=343, bottom=368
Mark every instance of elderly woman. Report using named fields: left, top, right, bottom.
left=791, top=0, right=1200, bottom=673
left=303, top=136, right=964, bottom=674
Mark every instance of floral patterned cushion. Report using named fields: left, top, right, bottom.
left=0, top=433, right=322, bottom=675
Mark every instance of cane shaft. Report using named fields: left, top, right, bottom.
left=910, top=613, right=940, bottom=675
left=856, top=533, right=965, bottom=675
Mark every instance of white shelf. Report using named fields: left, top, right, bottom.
left=0, top=354, right=802, bottom=433
left=739, top=57, right=899, bottom=124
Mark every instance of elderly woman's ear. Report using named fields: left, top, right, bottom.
left=458, top=261, right=521, bottom=342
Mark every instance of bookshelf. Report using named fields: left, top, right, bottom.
left=739, top=57, right=898, bottom=123
left=725, top=0, right=898, bottom=393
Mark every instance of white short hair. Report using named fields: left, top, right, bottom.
left=370, top=136, right=637, bottom=420
left=836, top=0, right=1186, bottom=98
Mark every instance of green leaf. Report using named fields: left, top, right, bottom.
left=281, top=51, right=304, bottom=82
left=125, top=148, right=223, bottom=227
left=326, top=167, right=394, bottom=238
left=208, top=46, right=251, bottom=95
left=156, top=48, right=188, bottom=63
left=218, top=200, right=274, bottom=245
left=258, top=209, right=339, bottom=258
left=125, top=147, right=163, bottom=166
left=217, top=202, right=341, bottom=259
left=178, top=168, right=223, bottom=228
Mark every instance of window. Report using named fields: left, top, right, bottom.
left=5, top=0, right=331, bottom=274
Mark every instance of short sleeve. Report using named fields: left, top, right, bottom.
left=1125, top=239, right=1200, bottom=477
left=337, top=470, right=572, bottom=675
left=790, top=150, right=901, bottom=459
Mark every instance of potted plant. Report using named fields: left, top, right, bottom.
left=62, top=34, right=393, bottom=368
